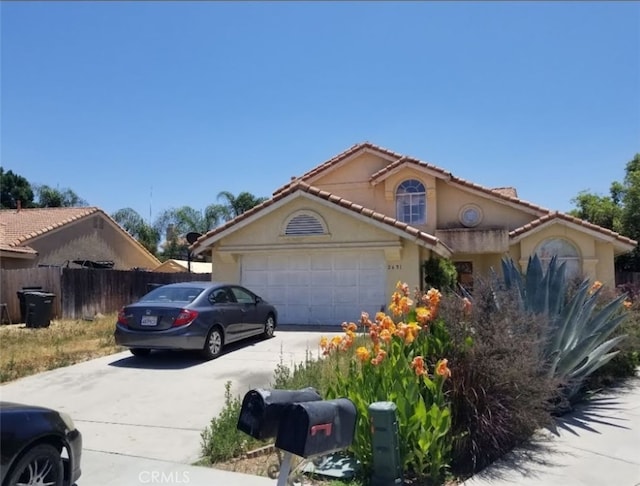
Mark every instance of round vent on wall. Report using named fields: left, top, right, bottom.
left=459, top=204, right=483, bottom=228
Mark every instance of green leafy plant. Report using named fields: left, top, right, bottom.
left=322, top=284, right=452, bottom=483
left=501, top=255, right=630, bottom=403
left=271, top=350, right=329, bottom=393
left=200, top=381, right=264, bottom=463
left=423, top=257, right=458, bottom=292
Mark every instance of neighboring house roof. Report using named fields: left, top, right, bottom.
left=153, top=259, right=212, bottom=274
left=510, top=211, right=637, bottom=254
left=192, top=181, right=453, bottom=258
left=0, top=206, right=160, bottom=265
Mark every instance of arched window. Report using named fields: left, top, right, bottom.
left=534, top=238, right=581, bottom=278
left=284, top=211, right=327, bottom=236
left=396, top=179, right=426, bottom=224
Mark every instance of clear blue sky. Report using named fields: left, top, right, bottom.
left=2, top=1, right=639, bottom=222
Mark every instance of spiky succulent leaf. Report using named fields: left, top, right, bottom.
left=498, top=255, right=630, bottom=404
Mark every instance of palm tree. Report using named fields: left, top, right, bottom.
left=111, top=208, right=160, bottom=255
left=216, top=191, right=267, bottom=221
left=153, top=205, right=227, bottom=260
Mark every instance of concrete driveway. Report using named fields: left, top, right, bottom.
left=0, top=329, right=336, bottom=485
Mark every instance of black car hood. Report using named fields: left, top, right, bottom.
left=0, top=402, right=56, bottom=413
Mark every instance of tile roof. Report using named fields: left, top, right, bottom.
left=276, top=142, right=550, bottom=215
left=368, top=155, right=549, bottom=214
left=192, top=142, right=636, bottom=257
left=0, top=207, right=101, bottom=247
left=192, top=181, right=452, bottom=256
left=0, top=206, right=160, bottom=262
left=509, top=211, right=637, bottom=248
left=273, top=142, right=403, bottom=196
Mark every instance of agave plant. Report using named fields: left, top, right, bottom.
left=501, top=255, right=628, bottom=402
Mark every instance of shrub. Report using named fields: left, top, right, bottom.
left=323, top=283, right=453, bottom=483
left=200, top=381, right=265, bottom=463
left=271, top=350, right=331, bottom=394
left=423, top=257, right=458, bottom=291
left=501, top=255, right=631, bottom=405
left=439, top=277, right=558, bottom=476
left=584, top=301, right=640, bottom=390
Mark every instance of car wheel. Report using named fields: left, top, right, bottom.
left=130, top=348, right=151, bottom=357
left=263, top=314, right=276, bottom=339
left=202, top=327, right=223, bottom=360
left=5, top=443, right=63, bottom=486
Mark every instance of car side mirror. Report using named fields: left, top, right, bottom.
left=255, top=296, right=263, bottom=304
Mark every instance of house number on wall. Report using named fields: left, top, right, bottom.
left=388, top=264, right=402, bottom=270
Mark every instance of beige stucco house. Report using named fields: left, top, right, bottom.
left=190, top=142, right=636, bottom=325
left=0, top=206, right=160, bottom=270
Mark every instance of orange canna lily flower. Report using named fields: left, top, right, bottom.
left=436, top=359, right=452, bottom=379
left=400, top=282, right=410, bottom=297
left=331, top=335, right=343, bottom=350
left=375, top=311, right=386, bottom=323
left=462, top=297, right=472, bottom=315
left=426, top=288, right=442, bottom=305
left=380, top=329, right=392, bottom=343
left=411, top=356, right=425, bottom=369
left=416, top=307, right=432, bottom=324
left=355, top=346, right=370, bottom=362
left=341, top=322, right=358, bottom=333
left=320, top=336, right=329, bottom=349
left=341, top=334, right=355, bottom=351
left=370, top=330, right=379, bottom=344
left=589, top=281, right=603, bottom=295
left=411, top=356, right=427, bottom=377
left=623, top=300, right=632, bottom=309
left=407, top=321, right=421, bottom=333
left=371, top=349, right=387, bottom=366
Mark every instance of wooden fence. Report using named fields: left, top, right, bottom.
left=0, top=268, right=211, bottom=323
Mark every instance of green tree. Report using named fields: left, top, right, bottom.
left=617, top=154, right=640, bottom=271
left=153, top=205, right=227, bottom=260
left=0, top=168, right=35, bottom=208
left=112, top=208, right=160, bottom=255
left=216, top=191, right=267, bottom=221
left=570, top=154, right=640, bottom=272
left=35, top=184, right=88, bottom=207
left=569, top=189, right=622, bottom=231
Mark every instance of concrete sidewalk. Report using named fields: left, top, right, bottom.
left=463, top=376, right=640, bottom=486
left=97, top=376, right=639, bottom=486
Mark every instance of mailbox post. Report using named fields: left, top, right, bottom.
left=237, top=389, right=357, bottom=486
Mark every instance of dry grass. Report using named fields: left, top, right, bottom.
left=0, top=313, right=122, bottom=383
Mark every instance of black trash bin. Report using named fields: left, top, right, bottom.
left=17, top=286, right=44, bottom=323
left=24, top=292, right=56, bottom=328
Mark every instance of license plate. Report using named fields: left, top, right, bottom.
left=140, top=315, right=158, bottom=327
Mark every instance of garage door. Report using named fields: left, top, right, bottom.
left=241, top=251, right=387, bottom=325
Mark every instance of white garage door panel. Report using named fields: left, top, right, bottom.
left=241, top=252, right=386, bottom=326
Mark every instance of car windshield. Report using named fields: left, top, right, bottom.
left=140, top=287, right=204, bottom=303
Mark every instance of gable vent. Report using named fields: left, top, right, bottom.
left=285, top=214, right=325, bottom=236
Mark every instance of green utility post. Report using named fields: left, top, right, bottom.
left=369, top=401, right=403, bottom=486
